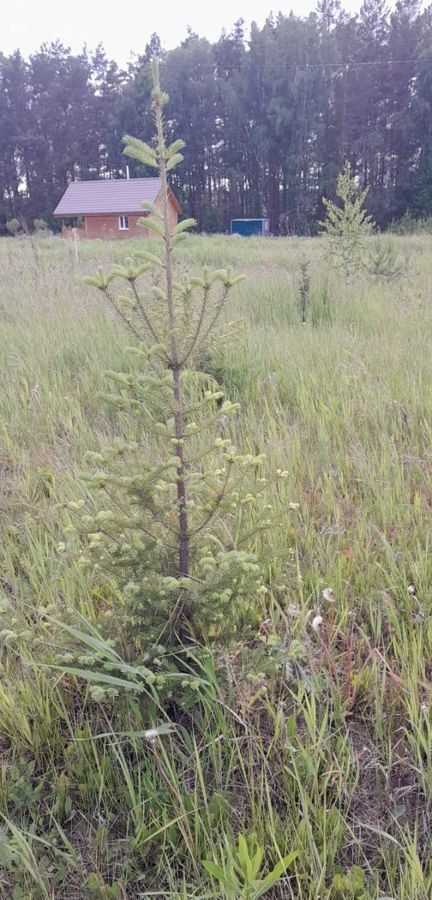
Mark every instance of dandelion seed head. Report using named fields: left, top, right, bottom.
left=312, top=614, right=323, bottom=632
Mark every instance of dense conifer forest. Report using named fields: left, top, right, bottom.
left=1, top=1, right=432, bottom=232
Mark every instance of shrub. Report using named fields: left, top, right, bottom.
left=33, top=217, right=49, bottom=233
left=6, top=218, right=21, bottom=237
left=388, top=211, right=432, bottom=234
left=368, top=235, right=404, bottom=280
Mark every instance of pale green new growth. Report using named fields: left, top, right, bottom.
left=320, top=161, right=375, bottom=278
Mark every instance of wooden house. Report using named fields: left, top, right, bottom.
left=53, top=177, right=180, bottom=239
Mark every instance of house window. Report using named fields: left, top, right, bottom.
left=119, top=215, right=129, bottom=231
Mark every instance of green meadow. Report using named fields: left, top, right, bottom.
left=0, top=232, right=431, bottom=898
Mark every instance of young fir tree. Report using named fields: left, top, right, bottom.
left=72, top=60, right=284, bottom=645
left=320, top=162, right=375, bottom=278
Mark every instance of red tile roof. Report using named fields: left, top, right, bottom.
left=53, top=177, right=162, bottom=216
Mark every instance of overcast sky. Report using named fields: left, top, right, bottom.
left=2, top=0, right=364, bottom=65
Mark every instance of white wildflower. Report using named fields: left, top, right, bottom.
left=322, top=587, right=336, bottom=603
left=407, top=585, right=416, bottom=595
left=286, top=602, right=301, bottom=618
left=144, top=728, right=159, bottom=743
left=312, top=614, right=323, bottom=632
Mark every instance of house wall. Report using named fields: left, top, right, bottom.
left=155, top=190, right=179, bottom=233
left=84, top=214, right=146, bottom=239
left=83, top=194, right=179, bottom=240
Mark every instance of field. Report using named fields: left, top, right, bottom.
left=0, top=231, right=431, bottom=898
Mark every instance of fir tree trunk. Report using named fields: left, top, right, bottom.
left=154, top=81, right=190, bottom=578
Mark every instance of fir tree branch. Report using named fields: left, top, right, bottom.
left=102, top=286, right=145, bottom=343
left=190, top=462, right=233, bottom=538
left=179, top=284, right=211, bottom=367
left=130, top=279, right=166, bottom=351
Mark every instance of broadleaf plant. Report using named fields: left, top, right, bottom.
left=202, top=832, right=298, bottom=899
left=69, top=59, right=286, bottom=647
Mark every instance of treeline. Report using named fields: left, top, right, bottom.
left=1, top=0, right=432, bottom=234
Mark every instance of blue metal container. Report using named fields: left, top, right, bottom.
left=230, top=218, right=270, bottom=237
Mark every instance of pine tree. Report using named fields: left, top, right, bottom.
left=74, top=60, right=279, bottom=645
left=320, top=161, right=375, bottom=277
left=3, top=5, right=432, bottom=231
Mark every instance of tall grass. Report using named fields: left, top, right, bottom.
left=0, top=233, right=431, bottom=897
